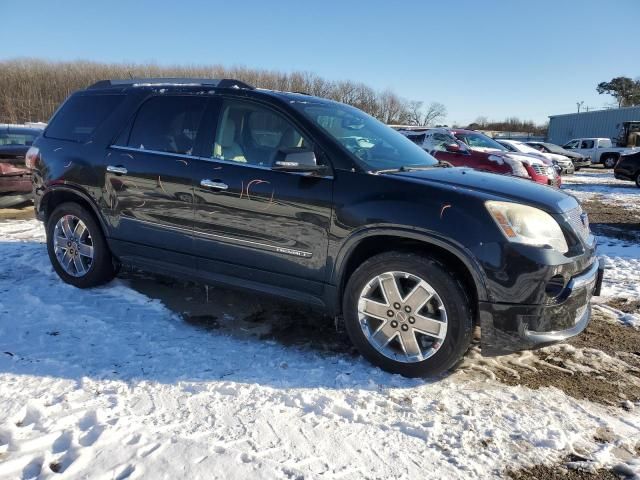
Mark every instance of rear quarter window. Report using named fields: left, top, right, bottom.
left=45, top=94, right=125, bottom=143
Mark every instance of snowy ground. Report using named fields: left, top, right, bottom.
left=0, top=169, right=639, bottom=479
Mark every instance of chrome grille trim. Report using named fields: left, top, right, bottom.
left=531, top=164, right=546, bottom=175
left=566, top=206, right=591, bottom=243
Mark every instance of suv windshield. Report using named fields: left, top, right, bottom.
left=455, top=132, right=506, bottom=151
left=289, top=99, right=438, bottom=171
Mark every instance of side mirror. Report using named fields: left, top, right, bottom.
left=272, top=149, right=324, bottom=173
left=445, top=143, right=463, bottom=154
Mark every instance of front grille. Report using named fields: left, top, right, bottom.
left=566, top=206, right=591, bottom=243
left=531, top=164, right=546, bottom=175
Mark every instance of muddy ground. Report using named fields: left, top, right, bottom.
left=0, top=203, right=34, bottom=220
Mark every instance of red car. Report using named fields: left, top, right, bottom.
left=397, top=127, right=560, bottom=187
left=0, top=126, right=42, bottom=207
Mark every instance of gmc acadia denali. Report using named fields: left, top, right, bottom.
left=28, top=78, right=604, bottom=377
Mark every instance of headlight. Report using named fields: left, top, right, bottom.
left=485, top=201, right=568, bottom=253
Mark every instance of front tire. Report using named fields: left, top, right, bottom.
left=342, top=251, right=473, bottom=377
left=46, top=202, right=116, bottom=288
left=635, top=173, right=640, bottom=189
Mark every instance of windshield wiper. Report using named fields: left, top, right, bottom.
left=371, top=165, right=440, bottom=174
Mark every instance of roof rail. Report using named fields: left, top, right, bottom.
left=88, top=78, right=254, bottom=90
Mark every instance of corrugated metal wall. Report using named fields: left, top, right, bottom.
left=547, top=106, right=640, bottom=145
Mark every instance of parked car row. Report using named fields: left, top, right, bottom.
left=526, top=142, right=591, bottom=170
left=0, top=124, right=44, bottom=207
left=496, top=139, right=574, bottom=175
left=396, top=127, right=562, bottom=187
left=26, top=78, right=603, bottom=377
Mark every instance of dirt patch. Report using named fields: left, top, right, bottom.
left=569, top=310, right=640, bottom=356
left=489, top=312, right=640, bottom=406
left=604, top=298, right=640, bottom=316
left=0, top=204, right=34, bottom=220
left=579, top=196, right=640, bottom=242
left=506, top=463, right=620, bottom=480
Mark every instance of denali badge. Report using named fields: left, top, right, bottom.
left=276, top=247, right=312, bottom=258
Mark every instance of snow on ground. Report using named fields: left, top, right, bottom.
left=1, top=171, right=640, bottom=479
left=562, top=170, right=640, bottom=211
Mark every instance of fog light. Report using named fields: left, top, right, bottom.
left=545, top=275, right=565, bottom=298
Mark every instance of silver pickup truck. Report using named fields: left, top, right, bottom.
left=562, top=137, right=638, bottom=168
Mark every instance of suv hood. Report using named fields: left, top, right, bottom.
left=390, top=167, right=577, bottom=213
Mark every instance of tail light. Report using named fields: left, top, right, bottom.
left=25, top=146, right=40, bottom=169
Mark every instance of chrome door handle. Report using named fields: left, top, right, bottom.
left=107, top=165, right=128, bottom=175
left=200, top=179, right=228, bottom=190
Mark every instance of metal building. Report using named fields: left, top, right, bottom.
left=547, top=106, right=640, bottom=145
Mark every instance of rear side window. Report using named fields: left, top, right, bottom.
left=46, top=94, right=124, bottom=142
left=126, top=96, right=206, bottom=155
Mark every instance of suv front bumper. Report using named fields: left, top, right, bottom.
left=479, top=258, right=604, bottom=356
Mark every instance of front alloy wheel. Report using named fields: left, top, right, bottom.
left=357, top=271, right=447, bottom=363
left=343, top=252, right=473, bottom=377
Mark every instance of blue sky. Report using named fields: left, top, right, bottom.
left=2, top=0, right=636, bottom=125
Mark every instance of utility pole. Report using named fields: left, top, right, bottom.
left=576, top=101, right=584, bottom=113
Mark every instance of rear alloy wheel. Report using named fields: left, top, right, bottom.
left=603, top=155, right=617, bottom=168
left=343, top=252, right=473, bottom=377
left=47, top=202, right=116, bottom=288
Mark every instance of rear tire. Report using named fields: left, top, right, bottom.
left=635, top=173, right=640, bottom=189
left=342, top=251, right=473, bottom=377
left=46, top=202, right=116, bottom=288
left=602, top=155, right=617, bottom=168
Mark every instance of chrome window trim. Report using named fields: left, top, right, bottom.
left=110, top=144, right=200, bottom=161
left=122, top=216, right=313, bottom=258
left=109, top=145, right=333, bottom=178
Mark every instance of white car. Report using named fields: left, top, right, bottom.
left=496, top=139, right=574, bottom=175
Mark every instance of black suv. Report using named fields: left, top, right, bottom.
left=614, top=149, right=640, bottom=187
left=30, top=78, right=603, bottom=377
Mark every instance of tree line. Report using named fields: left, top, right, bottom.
left=0, top=58, right=447, bottom=126
left=466, top=116, right=548, bottom=135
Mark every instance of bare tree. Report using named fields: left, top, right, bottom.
left=422, top=102, right=447, bottom=126
left=407, top=100, right=424, bottom=125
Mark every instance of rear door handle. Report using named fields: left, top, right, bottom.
left=200, top=179, right=228, bottom=190
left=107, top=165, right=128, bottom=175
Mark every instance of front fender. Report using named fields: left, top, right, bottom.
left=331, top=226, right=489, bottom=302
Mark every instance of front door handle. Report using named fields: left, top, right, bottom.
left=107, top=165, right=128, bottom=175
left=200, top=179, right=228, bottom=190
